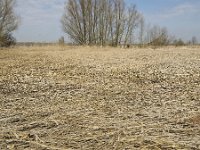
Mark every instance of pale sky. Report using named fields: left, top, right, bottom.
left=14, top=0, right=200, bottom=43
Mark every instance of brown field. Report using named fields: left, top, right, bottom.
left=0, top=46, right=200, bottom=150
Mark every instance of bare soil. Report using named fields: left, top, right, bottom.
left=0, top=46, right=200, bottom=149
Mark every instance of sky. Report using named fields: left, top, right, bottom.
left=14, top=0, right=200, bottom=42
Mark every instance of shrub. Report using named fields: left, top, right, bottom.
left=0, top=34, right=16, bottom=47
left=173, top=39, right=185, bottom=46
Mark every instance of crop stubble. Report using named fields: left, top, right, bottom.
left=0, top=46, right=200, bottom=149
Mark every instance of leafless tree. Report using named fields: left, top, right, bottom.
left=146, top=25, right=170, bottom=46
left=173, top=38, right=185, bottom=46
left=191, top=36, right=198, bottom=45
left=123, top=4, right=141, bottom=46
left=58, top=36, right=65, bottom=45
left=62, top=0, right=141, bottom=46
left=0, top=0, right=18, bottom=47
left=138, top=16, right=145, bottom=45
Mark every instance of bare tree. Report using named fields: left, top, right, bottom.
left=62, top=0, right=141, bottom=46
left=123, top=4, right=141, bottom=46
left=146, top=25, right=170, bottom=46
left=0, top=0, right=18, bottom=47
left=58, top=36, right=65, bottom=45
left=138, top=16, right=144, bottom=45
left=173, top=38, right=185, bottom=46
left=191, top=36, right=198, bottom=45
left=112, top=0, right=125, bottom=46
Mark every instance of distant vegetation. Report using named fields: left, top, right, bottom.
left=61, top=0, right=198, bottom=47
left=61, top=0, right=142, bottom=46
left=0, top=0, right=19, bottom=47
left=0, top=0, right=198, bottom=47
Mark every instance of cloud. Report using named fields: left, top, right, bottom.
left=139, top=1, right=200, bottom=41
left=157, top=3, right=200, bottom=19
left=14, top=0, right=200, bottom=42
left=15, top=0, right=66, bottom=42
left=16, top=0, right=65, bottom=25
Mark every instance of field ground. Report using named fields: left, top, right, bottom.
left=0, top=46, right=200, bottom=149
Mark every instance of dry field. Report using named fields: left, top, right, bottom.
left=0, top=46, right=200, bottom=150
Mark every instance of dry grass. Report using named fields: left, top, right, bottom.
left=0, top=45, right=200, bottom=149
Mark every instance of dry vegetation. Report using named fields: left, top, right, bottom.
left=0, top=46, right=200, bottom=150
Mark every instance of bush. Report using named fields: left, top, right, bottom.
left=58, top=36, right=65, bottom=46
left=173, top=39, right=185, bottom=46
left=0, top=34, right=16, bottom=47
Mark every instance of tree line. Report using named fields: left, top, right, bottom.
left=0, top=0, right=199, bottom=47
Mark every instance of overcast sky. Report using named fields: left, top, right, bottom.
left=14, top=0, right=200, bottom=42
